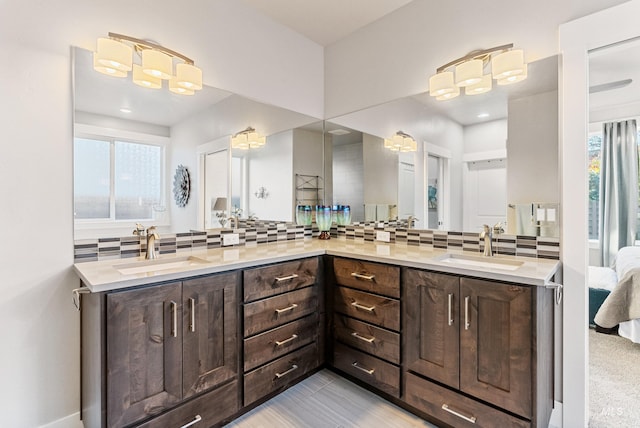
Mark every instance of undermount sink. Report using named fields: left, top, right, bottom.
left=116, top=256, right=211, bottom=275
left=435, top=253, right=524, bottom=271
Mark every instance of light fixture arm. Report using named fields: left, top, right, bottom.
left=108, top=32, right=194, bottom=65
left=435, top=43, right=513, bottom=73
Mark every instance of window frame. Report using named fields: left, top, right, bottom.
left=74, top=124, right=170, bottom=235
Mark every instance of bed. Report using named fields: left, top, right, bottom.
left=590, top=246, right=640, bottom=343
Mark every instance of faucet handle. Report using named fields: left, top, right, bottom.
left=133, top=223, right=145, bottom=235
left=493, top=222, right=505, bottom=234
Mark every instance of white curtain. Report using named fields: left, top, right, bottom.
left=599, top=119, right=638, bottom=267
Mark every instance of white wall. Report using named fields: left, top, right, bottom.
left=464, top=120, right=507, bottom=154
left=0, top=1, right=323, bottom=426
left=324, top=0, right=627, bottom=117
left=507, top=90, right=560, bottom=205
left=333, top=142, right=364, bottom=221
left=248, top=131, right=294, bottom=221
left=363, top=134, right=398, bottom=207
left=293, top=128, right=325, bottom=211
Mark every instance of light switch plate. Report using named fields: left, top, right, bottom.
left=376, top=231, right=391, bottom=242
left=223, top=233, right=240, bottom=246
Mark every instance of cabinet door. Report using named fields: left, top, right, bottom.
left=459, top=278, right=532, bottom=418
left=404, top=268, right=460, bottom=388
left=107, top=282, right=182, bottom=428
left=183, top=272, right=239, bottom=399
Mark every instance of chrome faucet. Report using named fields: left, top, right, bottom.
left=227, top=215, right=238, bottom=230
left=133, top=224, right=159, bottom=259
left=406, top=216, right=419, bottom=229
left=480, top=224, right=493, bottom=257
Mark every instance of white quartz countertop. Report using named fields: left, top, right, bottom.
left=73, top=238, right=561, bottom=293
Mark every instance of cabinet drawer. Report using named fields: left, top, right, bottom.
left=334, top=314, right=399, bottom=364
left=244, top=286, right=318, bottom=337
left=404, top=373, right=530, bottom=428
left=244, top=343, right=318, bottom=406
left=333, top=258, right=400, bottom=298
left=244, top=257, right=319, bottom=302
left=334, top=287, right=400, bottom=331
left=244, top=314, right=318, bottom=371
left=137, top=380, right=239, bottom=428
left=333, top=342, right=400, bottom=398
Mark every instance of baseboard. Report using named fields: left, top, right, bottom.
left=38, top=412, right=83, bottom=428
left=549, top=401, right=563, bottom=428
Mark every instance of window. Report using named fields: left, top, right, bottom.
left=74, top=135, right=165, bottom=224
left=588, top=130, right=640, bottom=240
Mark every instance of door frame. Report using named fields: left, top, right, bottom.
left=559, top=1, right=640, bottom=426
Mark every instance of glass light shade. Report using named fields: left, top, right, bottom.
left=176, top=63, right=203, bottom=90
left=249, top=136, right=266, bottom=148
left=169, top=77, right=194, bottom=95
left=497, top=63, right=528, bottom=85
left=95, top=38, right=132, bottom=72
left=142, top=49, right=173, bottom=80
left=435, top=86, right=460, bottom=101
left=132, top=64, right=162, bottom=88
left=400, top=137, right=417, bottom=152
left=232, top=134, right=249, bottom=150
left=465, top=74, right=492, bottom=95
left=93, top=53, right=127, bottom=77
left=455, top=59, right=483, bottom=87
left=492, top=49, right=525, bottom=80
left=384, top=138, right=394, bottom=149
left=429, top=71, right=455, bottom=97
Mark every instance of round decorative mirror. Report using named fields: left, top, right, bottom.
left=173, top=165, right=191, bottom=207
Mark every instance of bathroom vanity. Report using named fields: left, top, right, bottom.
left=74, top=239, right=559, bottom=428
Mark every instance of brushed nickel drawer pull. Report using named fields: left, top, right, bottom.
left=351, top=361, right=375, bottom=375
left=441, top=404, right=477, bottom=423
left=180, top=414, right=202, bottom=428
left=189, top=297, right=196, bottom=332
left=351, top=331, right=375, bottom=343
left=275, top=303, right=298, bottom=314
left=275, top=364, right=298, bottom=379
left=275, top=273, right=299, bottom=282
left=351, top=272, right=375, bottom=281
left=275, top=334, right=298, bottom=346
left=447, top=293, right=454, bottom=326
left=351, top=301, right=375, bottom=312
left=170, top=301, right=178, bottom=338
left=464, top=296, right=470, bottom=331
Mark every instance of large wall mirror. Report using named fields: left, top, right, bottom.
left=325, top=55, right=560, bottom=237
left=72, top=46, right=321, bottom=238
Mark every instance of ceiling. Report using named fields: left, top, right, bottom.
left=239, top=0, right=414, bottom=46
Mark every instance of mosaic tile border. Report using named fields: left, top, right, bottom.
left=74, top=222, right=560, bottom=263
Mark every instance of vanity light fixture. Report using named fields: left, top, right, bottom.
left=93, top=32, right=203, bottom=95
left=384, top=131, right=417, bottom=152
left=231, top=127, right=266, bottom=150
left=428, top=43, right=526, bottom=101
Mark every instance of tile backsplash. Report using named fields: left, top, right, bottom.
left=73, top=220, right=560, bottom=263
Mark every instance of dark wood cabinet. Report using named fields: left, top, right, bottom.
left=242, top=257, right=322, bottom=407
left=403, top=267, right=554, bottom=428
left=83, top=272, right=240, bottom=428
left=106, top=282, right=183, bottom=427
left=330, top=257, right=401, bottom=397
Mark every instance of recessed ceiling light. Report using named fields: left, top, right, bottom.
left=120, top=108, right=132, bottom=113
left=329, top=129, right=351, bottom=135
left=477, top=113, right=490, bottom=118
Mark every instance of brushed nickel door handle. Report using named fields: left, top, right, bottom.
left=170, top=301, right=178, bottom=338
left=275, top=334, right=298, bottom=346
left=351, top=361, right=375, bottom=375
left=351, top=331, right=375, bottom=343
left=274, top=364, right=298, bottom=379
left=351, top=301, right=375, bottom=312
left=447, top=293, right=454, bottom=326
left=442, top=404, right=477, bottom=423
left=275, top=274, right=299, bottom=282
left=350, top=272, right=375, bottom=281
left=275, top=303, right=298, bottom=314
left=189, top=297, right=196, bottom=332
left=464, top=296, right=470, bottom=331
left=179, top=415, right=202, bottom=428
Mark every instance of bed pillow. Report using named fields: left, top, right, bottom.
left=613, top=246, right=640, bottom=279
left=588, top=266, right=618, bottom=292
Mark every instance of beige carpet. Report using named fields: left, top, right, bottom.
left=589, top=329, right=640, bottom=427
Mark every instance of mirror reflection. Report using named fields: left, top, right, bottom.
left=73, top=46, right=321, bottom=238
left=325, top=55, right=559, bottom=236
